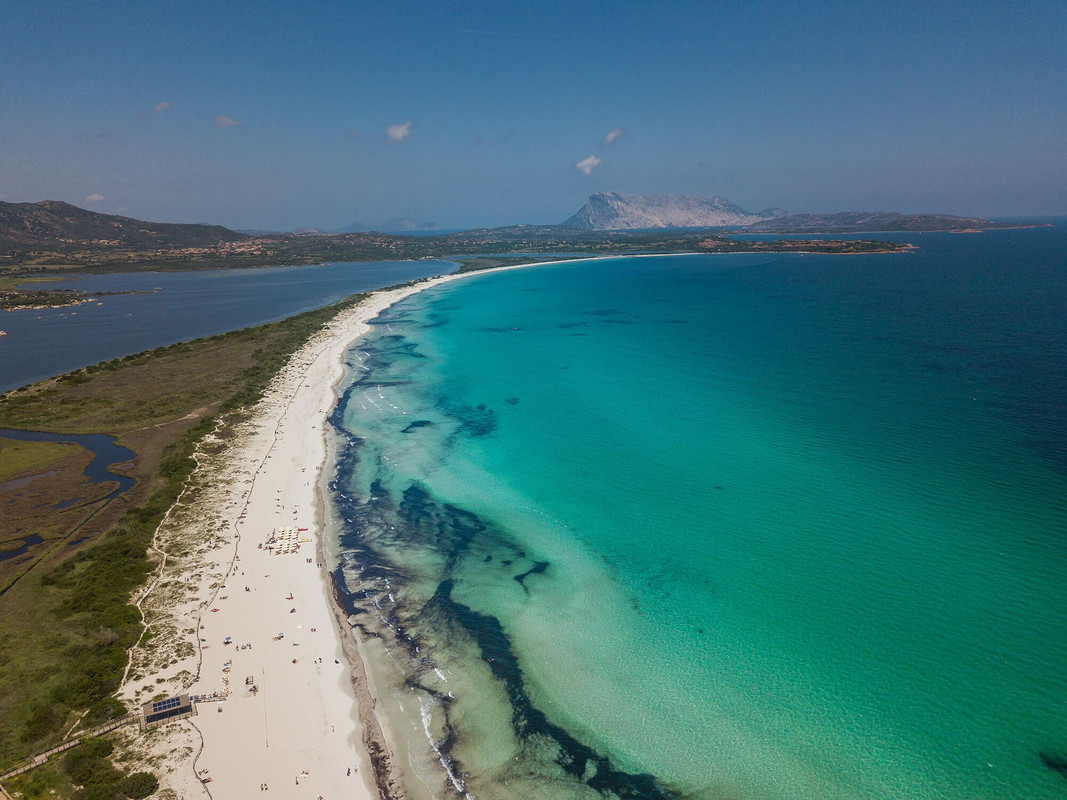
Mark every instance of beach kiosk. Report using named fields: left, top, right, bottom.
left=140, top=695, right=195, bottom=728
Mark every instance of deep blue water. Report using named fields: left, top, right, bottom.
left=0, top=259, right=455, bottom=392
left=330, top=223, right=1067, bottom=800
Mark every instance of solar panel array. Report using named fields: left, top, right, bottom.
left=151, top=697, right=182, bottom=713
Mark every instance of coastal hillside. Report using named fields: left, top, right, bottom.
left=0, top=200, right=249, bottom=252
left=745, top=210, right=1001, bottom=233
left=562, top=192, right=788, bottom=229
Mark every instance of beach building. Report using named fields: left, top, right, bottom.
left=140, top=695, right=195, bottom=728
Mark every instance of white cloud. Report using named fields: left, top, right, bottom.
left=604, top=127, right=624, bottom=145
left=386, top=121, right=412, bottom=143
left=155, top=102, right=171, bottom=113
left=575, top=155, right=603, bottom=176
left=85, top=193, right=104, bottom=203
left=215, top=114, right=241, bottom=128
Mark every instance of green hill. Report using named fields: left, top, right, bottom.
left=0, top=200, right=249, bottom=253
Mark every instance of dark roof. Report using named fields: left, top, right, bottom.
left=142, top=695, right=192, bottom=717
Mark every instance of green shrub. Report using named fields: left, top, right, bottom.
left=85, top=696, right=127, bottom=726
left=75, top=737, right=114, bottom=759
left=120, top=772, right=159, bottom=799
left=20, top=701, right=69, bottom=742
left=72, top=784, right=120, bottom=800
left=65, top=737, right=119, bottom=785
left=67, top=756, right=121, bottom=788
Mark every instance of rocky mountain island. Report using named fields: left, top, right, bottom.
left=562, top=192, right=1014, bottom=233
left=563, top=192, right=787, bottom=229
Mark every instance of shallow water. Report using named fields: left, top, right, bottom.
left=330, top=226, right=1067, bottom=799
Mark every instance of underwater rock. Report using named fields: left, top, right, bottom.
left=1041, top=751, right=1067, bottom=778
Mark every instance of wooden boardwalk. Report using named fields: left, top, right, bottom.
left=0, top=713, right=137, bottom=782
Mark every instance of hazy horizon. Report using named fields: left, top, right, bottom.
left=2, top=1, right=1064, bottom=230
left=4, top=195, right=1066, bottom=236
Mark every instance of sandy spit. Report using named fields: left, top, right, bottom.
left=117, top=260, right=581, bottom=800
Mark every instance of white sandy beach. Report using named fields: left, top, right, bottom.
left=118, top=263, right=557, bottom=800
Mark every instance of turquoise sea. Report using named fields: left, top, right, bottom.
left=329, top=224, right=1067, bottom=799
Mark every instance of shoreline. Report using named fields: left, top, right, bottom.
left=108, top=240, right=1067, bottom=800
left=117, top=258, right=569, bottom=799
left=117, top=247, right=902, bottom=797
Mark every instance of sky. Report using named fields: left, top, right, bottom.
left=1, top=0, right=1064, bottom=230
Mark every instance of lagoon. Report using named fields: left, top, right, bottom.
left=0, top=259, right=454, bottom=392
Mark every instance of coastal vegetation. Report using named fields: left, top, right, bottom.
left=6, top=735, right=159, bottom=800
left=0, top=291, right=375, bottom=787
